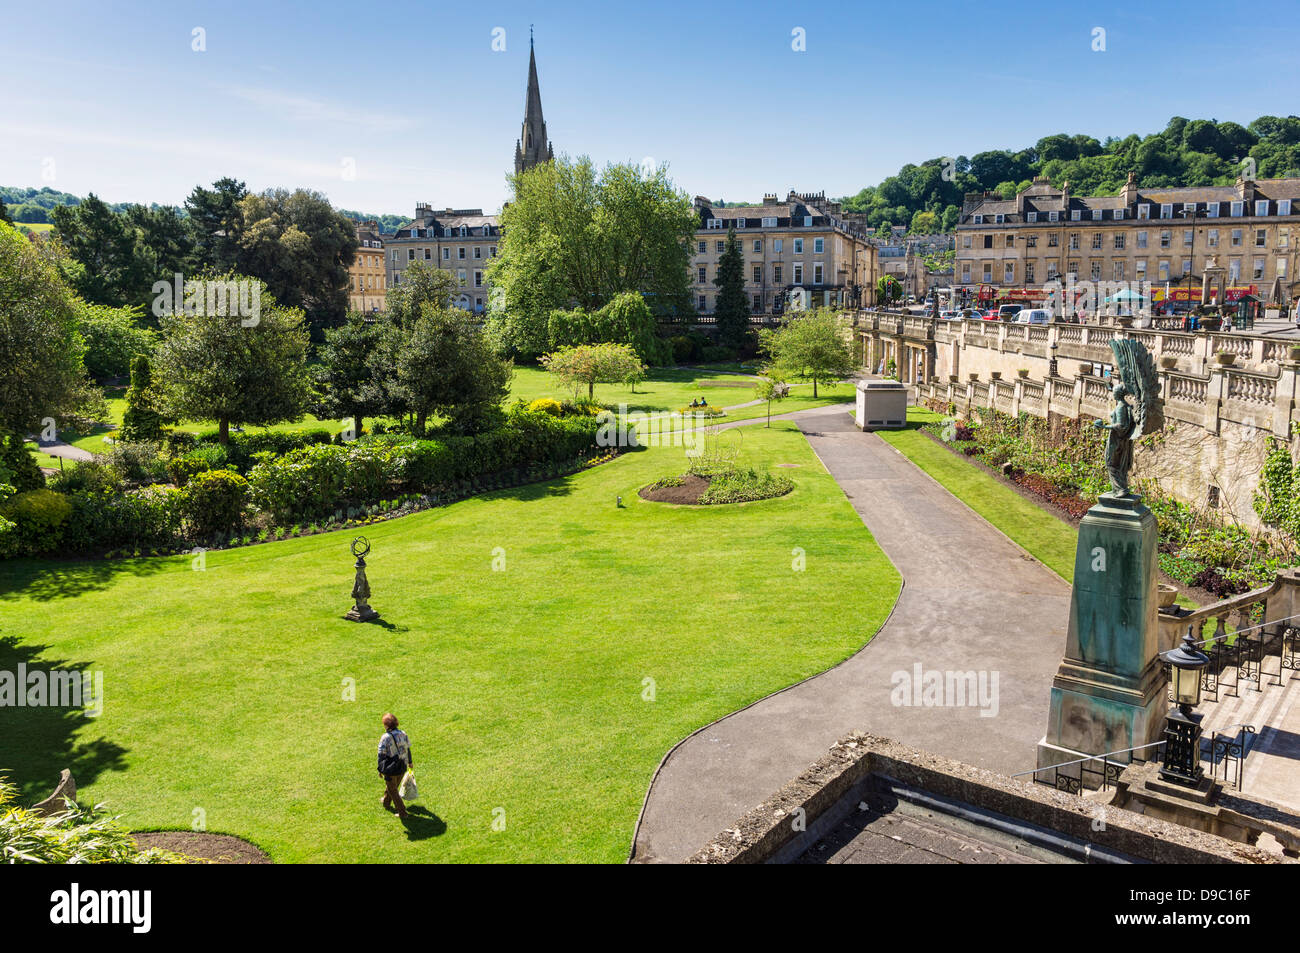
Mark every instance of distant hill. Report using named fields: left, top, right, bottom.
left=840, top=114, right=1300, bottom=233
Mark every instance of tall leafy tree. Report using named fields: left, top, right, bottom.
left=713, top=227, right=750, bottom=350
left=120, top=355, right=169, bottom=442
left=382, top=303, right=512, bottom=436
left=758, top=309, right=856, bottom=398
left=0, top=223, right=100, bottom=436
left=235, top=188, right=358, bottom=332
left=50, top=194, right=150, bottom=308
left=540, top=342, right=647, bottom=401
left=154, top=277, right=312, bottom=443
left=185, top=177, right=248, bottom=273
left=314, top=312, right=386, bottom=437
left=487, top=156, right=696, bottom=358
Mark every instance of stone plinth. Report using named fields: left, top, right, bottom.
left=1038, top=495, right=1167, bottom=776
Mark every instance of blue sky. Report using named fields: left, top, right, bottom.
left=3, top=0, right=1297, bottom=217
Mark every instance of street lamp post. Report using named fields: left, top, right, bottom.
left=1158, top=629, right=1210, bottom=785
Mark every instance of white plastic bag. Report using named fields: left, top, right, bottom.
left=398, top=768, right=418, bottom=801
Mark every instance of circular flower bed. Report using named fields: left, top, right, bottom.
left=639, top=467, right=793, bottom=505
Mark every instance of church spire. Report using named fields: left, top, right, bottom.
left=514, top=28, right=554, bottom=176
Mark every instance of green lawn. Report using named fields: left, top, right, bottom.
left=0, top=422, right=900, bottom=862
left=879, top=406, right=1205, bottom=615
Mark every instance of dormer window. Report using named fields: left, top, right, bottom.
left=1026, top=211, right=1037, bottom=223
left=737, top=217, right=746, bottom=228
left=1071, top=209, right=1081, bottom=221
left=762, top=216, right=776, bottom=227
left=973, top=214, right=983, bottom=224
left=1206, top=202, right=1219, bottom=218
left=1231, top=201, right=1243, bottom=217
left=1160, top=203, right=1173, bottom=219
left=707, top=218, right=722, bottom=229
left=995, top=213, right=1005, bottom=224
left=1048, top=211, right=1059, bottom=222
left=804, top=216, right=813, bottom=227
left=1092, top=209, right=1102, bottom=221
left=1255, top=199, right=1270, bottom=216
left=1114, top=209, right=1125, bottom=220
left=1138, top=204, right=1150, bottom=219
left=1280, top=199, right=1292, bottom=216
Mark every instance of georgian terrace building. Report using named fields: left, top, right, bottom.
left=954, top=174, right=1300, bottom=311
left=690, top=191, right=877, bottom=316
left=385, top=204, right=501, bottom=314
left=348, top=220, right=387, bottom=314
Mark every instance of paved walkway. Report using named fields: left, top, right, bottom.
left=630, top=403, right=1072, bottom=863
left=32, top=438, right=94, bottom=463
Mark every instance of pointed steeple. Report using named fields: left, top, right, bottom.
left=514, top=29, right=554, bottom=176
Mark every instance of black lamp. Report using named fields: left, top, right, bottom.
left=1158, top=629, right=1210, bottom=785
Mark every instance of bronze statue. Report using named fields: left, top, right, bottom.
left=1092, top=338, right=1160, bottom=497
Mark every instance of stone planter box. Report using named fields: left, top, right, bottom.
left=1288, top=346, right=1300, bottom=363
left=990, top=371, right=1002, bottom=381
left=1017, top=369, right=1030, bottom=379
left=968, top=373, right=979, bottom=381
left=1213, top=352, right=1236, bottom=367
left=1157, top=583, right=1179, bottom=609
left=1159, top=355, right=1179, bottom=370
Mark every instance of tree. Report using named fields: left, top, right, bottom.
left=235, top=188, right=358, bottom=332
left=541, top=343, right=647, bottom=401
left=50, top=194, right=150, bottom=309
left=753, top=371, right=789, bottom=427
left=876, top=275, right=902, bottom=306
left=909, top=209, right=940, bottom=234
left=315, top=312, right=386, bottom=438
left=758, top=309, right=856, bottom=398
left=381, top=258, right=458, bottom=329
left=0, top=198, right=9, bottom=225
left=383, top=304, right=512, bottom=436
left=185, top=177, right=248, bottom=273
left=120, top=355, right=169, bottom=442
left=0, top=223, right=99, bottom=436
left=545, top=290, right=662, bottom=363
left=487, top=156, right=696, bottom=359
left=713, top=227, right=750, bottom=350
left=76, top=302, right=155, bottom=380
left=154, top=277, right=312, bottom=444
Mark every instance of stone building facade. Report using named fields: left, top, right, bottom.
left=384, top=205, right=500, bottom=313
left=347, top=221, right=386, bottom=313
left=689, top=191, right=877, bottom=317
left=955, top=174, right=1300, bottom=310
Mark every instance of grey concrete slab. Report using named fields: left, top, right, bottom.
left=630, top=405, right=1072, bottom=863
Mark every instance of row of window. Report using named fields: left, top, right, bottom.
left=972, top=198, right=1294, bottom=225
left=354, top=274, right=386, bottom=291
left=705, top=215, right=813, bottom=229
left=966, top=227, right=1291, bottom=251
left=696, top=237, right=828, bottom=255
left=407, top=226, right=496, bottom=238
left=397, top=246, right=498, bottom=263
left=696, top=262, right=826, bottom=285
left=354, top=254, right=383, bottom=269
left=963, top=256, right=1288, bottom=284
left=392, top=268, right=486, bottom=287
left=696, top=294, right=770, bottom=311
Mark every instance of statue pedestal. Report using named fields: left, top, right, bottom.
left=1037, top=495, right=1166, bottom=783
left=346, top=604, right=378, bottom=622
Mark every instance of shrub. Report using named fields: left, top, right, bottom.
left=180, top=469, right=249, bottom=539
left=166, top=444, right=230, bottom=487
left=246, top=443, right=350, bottom=524
left=60, top=486, right=180, bottom=555
left=0, top=775, right=180, bottom=864
left=698, top=467, right=793, bottom=505
left=0, top=432, right=44, bottom=491
left=49, top=460, right=123, bottom=496
left=119, top=355, right=169, bottom=442
left=700, top=345, right=736, bottom=364
left=103, top=440, right=168, bottom=486
left=0, top=488, right=73, bottom=556
left=529, top=398, right=563, bottom=417
left=196, top=428, right=333, bottom=472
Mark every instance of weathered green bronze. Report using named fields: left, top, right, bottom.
left=1092, top=338, right=1160, bottom=497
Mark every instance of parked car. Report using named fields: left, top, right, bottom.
left=939, top=310, right=960, bottom=320
left=997, top=304, right=1023, bottom=321
left=1014, top=308, right=1052, bottom=325
left=980, top=307, right=1000, bottom=320
left=955, top=308, right=984, bottom=320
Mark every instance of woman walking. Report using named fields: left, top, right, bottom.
left=377, top=713, right=413, bottom=819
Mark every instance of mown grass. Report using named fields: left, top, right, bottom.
left=0, top=422, right=899, bottom=863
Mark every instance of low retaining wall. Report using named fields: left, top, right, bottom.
left=688, top=732, right=1280, bottom=864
